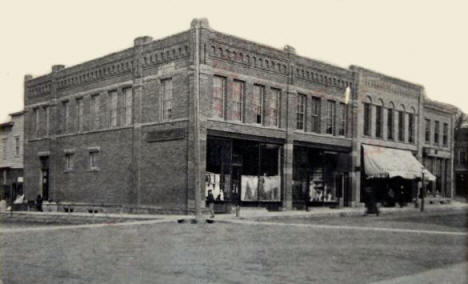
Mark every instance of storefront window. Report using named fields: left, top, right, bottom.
left=206, top=138, right=282, bottom=204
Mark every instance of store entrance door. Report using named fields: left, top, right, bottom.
left=40, top=157, right=49, bottom=201
left=231, top=164, right=242, bottom=205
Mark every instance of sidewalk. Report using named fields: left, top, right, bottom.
left=214, top=200, right=468, bottom=221
left=1, top=201, right=466, bottom=223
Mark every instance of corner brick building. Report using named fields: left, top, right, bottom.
left=23, top=19, right=456, bottom=214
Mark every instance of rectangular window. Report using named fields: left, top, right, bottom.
left=363, top=103, right=371, bottom=136
left=311, top=97, right=321, bottom=133
left=253, top=85, right=264, bottom=124
left=461, top=151, right=467, bottom=164
left=33, top=108, right=40, bottom=136
left=443, top=123, right=448, bottom=146
left=425, top=119, right=431, bottom=143
left=2, top=138, right=7, bottom=159
left=63, top=101, right=69, bottom=133
left=338, top=102, right=346, bottom=136
left=109, top=90, right=118, bottom=127
left=398, top=111, right=404, bottom=142
left=326, top=100, right=336, bottom=135
left=124, top=87, right=133, bottom=125
left=408, top=113, right=414, bottom=143
left=375, top=105, right=383, bottom=138
left=15, top=136, right=20, bottom=157
left=89, top=151, right=98, bottom=169
left=434, top=120, right=440, bottom=144
left=296, top=94, right=306, bottom=130
left=162, top=79, right=173, bottom=120
left=44, top=106, right=49, bottom=136
left=76, top=98, right=84, bottom=132
left=212, top=76, right=226, bottom=119
left=65, top=153, right=74, bottom=171
left=232, top=80, right=244, bottom=122
left=387, top=108, right=394, bottom=140
left=267, top=88, right=280, bottom=127
left=91, top=94, right=100, bottom=130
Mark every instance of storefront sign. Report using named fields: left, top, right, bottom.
left=146, top=128, right=185, bottom=142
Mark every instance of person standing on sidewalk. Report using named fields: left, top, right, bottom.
left=206, top=190, right=215, bottom=218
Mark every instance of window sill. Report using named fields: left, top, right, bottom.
left=64, top=169, right=74, bottom=173
left=87, top=168, right=100, bottom=172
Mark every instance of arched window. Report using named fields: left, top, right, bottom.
left=375, top=99, right=384, bottom=138
left=387, top=102, right=395, bottom=140
left=408, top=107, right=416, bottom=143
left=363, top=96, right=372, bottom=136
left=398, top=104, right=406, bottom=142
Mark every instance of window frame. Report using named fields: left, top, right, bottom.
left=161, top=78, right=173, bottom=121
left=326, top=100, right=336, bottom=135
left=296, top=93, right=306, bottom=130
left=311, top=97, right=321, bottom=133
left=363, top=103, right=371, bottom=136
left=253, top=84, right=265, bottom=125
left=231, top=80, right=245, bottom=122
left=212, top=76, right=226, bottom=120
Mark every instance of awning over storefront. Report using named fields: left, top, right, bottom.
left=363, top=145, right=436, bottom=181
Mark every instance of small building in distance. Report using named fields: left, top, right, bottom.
left=0, top=110, right=25, bottom=203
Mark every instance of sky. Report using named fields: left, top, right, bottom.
left=1, top=0, right=467, bottom=122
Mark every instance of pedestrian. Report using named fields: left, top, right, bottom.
left=232, top=189, right=240, bottom=217
left=36, top=194, right=43, bottom=212
left=206, top=189, right=215, bottom=218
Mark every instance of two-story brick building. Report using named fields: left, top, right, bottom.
left=0, top=111, right=25, bottom=203
left=22, top=19, right=456, bottom=214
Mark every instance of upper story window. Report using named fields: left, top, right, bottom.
left=62, top=101, right=70, bottom=133
left=108, top=90, right=118, bottom=127
left=326, top=100, right=336, bottom=135
left=434, top=120, right=440, bottom=145
left=311, top=97, right=321, bottom=133
left=212, top=76, right=226, bottom=119
left=267, top=88, right=280, bottom=127
left=443, top=123, right=448, bottom=146
left=398, top=110, right=405, bottom=142
left=123, top=87, right=133, bottom=125
left=91, top=94, right=100, bottom=130
left=65, top=152, right=74, bottom=171
left=338, top=102, right=346, bottom=136
left=296, top=94, right=306, bottom=130
left=232, top=80, right=244, bottom=122
left=253, top=84, right=264, bottom=124
left=425, top=118, right=431, bottom=143
left=2, top=138, right=7, bottom=159
left=89, top=150, right=99, bottom=170
left=460, top=150, right=467, bottom=164
left=363, top=103, right=371, bottom=136
left=76, top=98, right=84, bottom=132
left=408, top=113, right=415, bottom=144
left=161, top=79, right=172, bottom=120
left=15, top=136, right=20, bottom=157
left=387, top=105, right=394, bottom=140
left=375, top=105, right=383, bottom=138
left=44, top=106, right=49, bottom=136
left=33, top=108, right=40, bottom=136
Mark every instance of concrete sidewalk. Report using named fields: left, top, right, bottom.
left=214, top=201, right=468, bottom=221
left=1, top=201, right=466, bottom=223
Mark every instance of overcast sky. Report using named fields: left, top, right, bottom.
left=1, top=0, right=467, bottom=122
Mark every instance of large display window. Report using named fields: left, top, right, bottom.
left=293, top=146, right=350, bottom=208
left=206, top=137, right=282, bottom=206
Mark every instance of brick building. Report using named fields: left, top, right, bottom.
left=455, top=124, right=468, bottom=198
left=23, top=19, right=456, bottom=214
left=0, top=111, right=25, bottom=202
